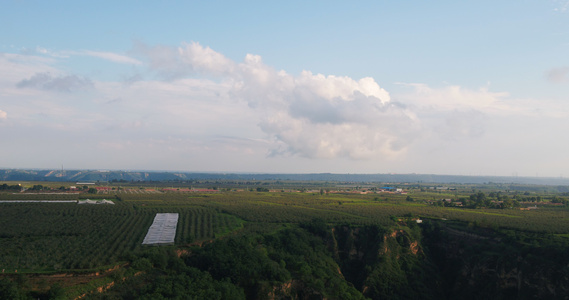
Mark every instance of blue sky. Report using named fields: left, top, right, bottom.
left=1, top=1, right=569, bottom=176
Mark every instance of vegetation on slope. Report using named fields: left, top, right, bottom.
left=2, top=180, right=569, bottom=299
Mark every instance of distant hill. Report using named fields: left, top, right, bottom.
left=1, top=169, right=568, bottom=186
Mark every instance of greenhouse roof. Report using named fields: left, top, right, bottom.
left=142, top=213, right=179, bottom=245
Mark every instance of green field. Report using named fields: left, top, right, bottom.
left=1, top=185, right=568, bottom=272
left=1, top=181, right=569, bottom=299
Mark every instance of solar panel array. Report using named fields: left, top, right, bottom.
left=142, top=213, right=179, bottom=245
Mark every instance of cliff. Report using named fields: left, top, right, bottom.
left=422, top=220, right=569, bottom=299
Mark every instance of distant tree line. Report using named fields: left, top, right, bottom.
left=0, top=184, right=22, bottom=191
left=431, top=191, right=569, bottom=209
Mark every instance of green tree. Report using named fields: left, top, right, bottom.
left=47, top=283, right=66, bottom=300
left=501, top=198, right=514, bottom=209
left=0, top=278, right=23, bottom=300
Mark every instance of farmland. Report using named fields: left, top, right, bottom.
left=0, top=198, right=242, bottom=272
left=1, top=179, right=569, bottom=299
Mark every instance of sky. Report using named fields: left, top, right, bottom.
left=1, top=1, right=569, bottom=177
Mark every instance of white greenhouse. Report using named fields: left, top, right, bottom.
left=142, top=213, right=179, bottom=245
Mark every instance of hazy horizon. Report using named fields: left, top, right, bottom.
left=2, top=1, right=569, bottom=177
left=3, top=167, right=569, bottom=182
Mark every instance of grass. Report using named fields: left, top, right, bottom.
left=443, top=208, right=522, bottom=218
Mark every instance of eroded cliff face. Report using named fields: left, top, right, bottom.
left=331, top=223, right=444, bottom=300
left=88, top=220, right=569, bottom=300
left=422, top=221, right=569, bottom=300
left=188, top=221, right=569, bottom=300
left=328, top=221, right=569, bottom=300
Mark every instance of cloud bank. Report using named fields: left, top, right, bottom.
left=80, top=51, right=142, bottom=65
left=16, top=72, right=93, bottom=92
left=2, top=42, right=567, bottom=175
left=136, top=42, right=417, bottom=159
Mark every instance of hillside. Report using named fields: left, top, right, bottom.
left=2, top=181, right=569, bottom=299
left=2, top=169, right=569, bottom=186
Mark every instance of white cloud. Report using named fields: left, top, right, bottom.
left=3, top=42, right=567, bottom=174
left=134, top=41, right=235, bottom=79
left=0, top=53, right=58, bottom=84
left=16, top=72, right=93, bottom=92
left=391, top=82, right=569, bottom=145
left=397, top=83, right=510, bottom=113
left=16, top=47, right=141, bottom=65
left=137, top=42, right=413, bottom=159
left=139, top=42, right=569, bottom=160
left=295, top=71, right=390, bottom=103
left=23, top=47, right=139, bottom=64
left=260, top=110, right=416, bottom=159
left=177, top=42, right=235, bottom=75
left=80, top=50, right=142, bottom=65
left=398, top=82, right=569, bottom=118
